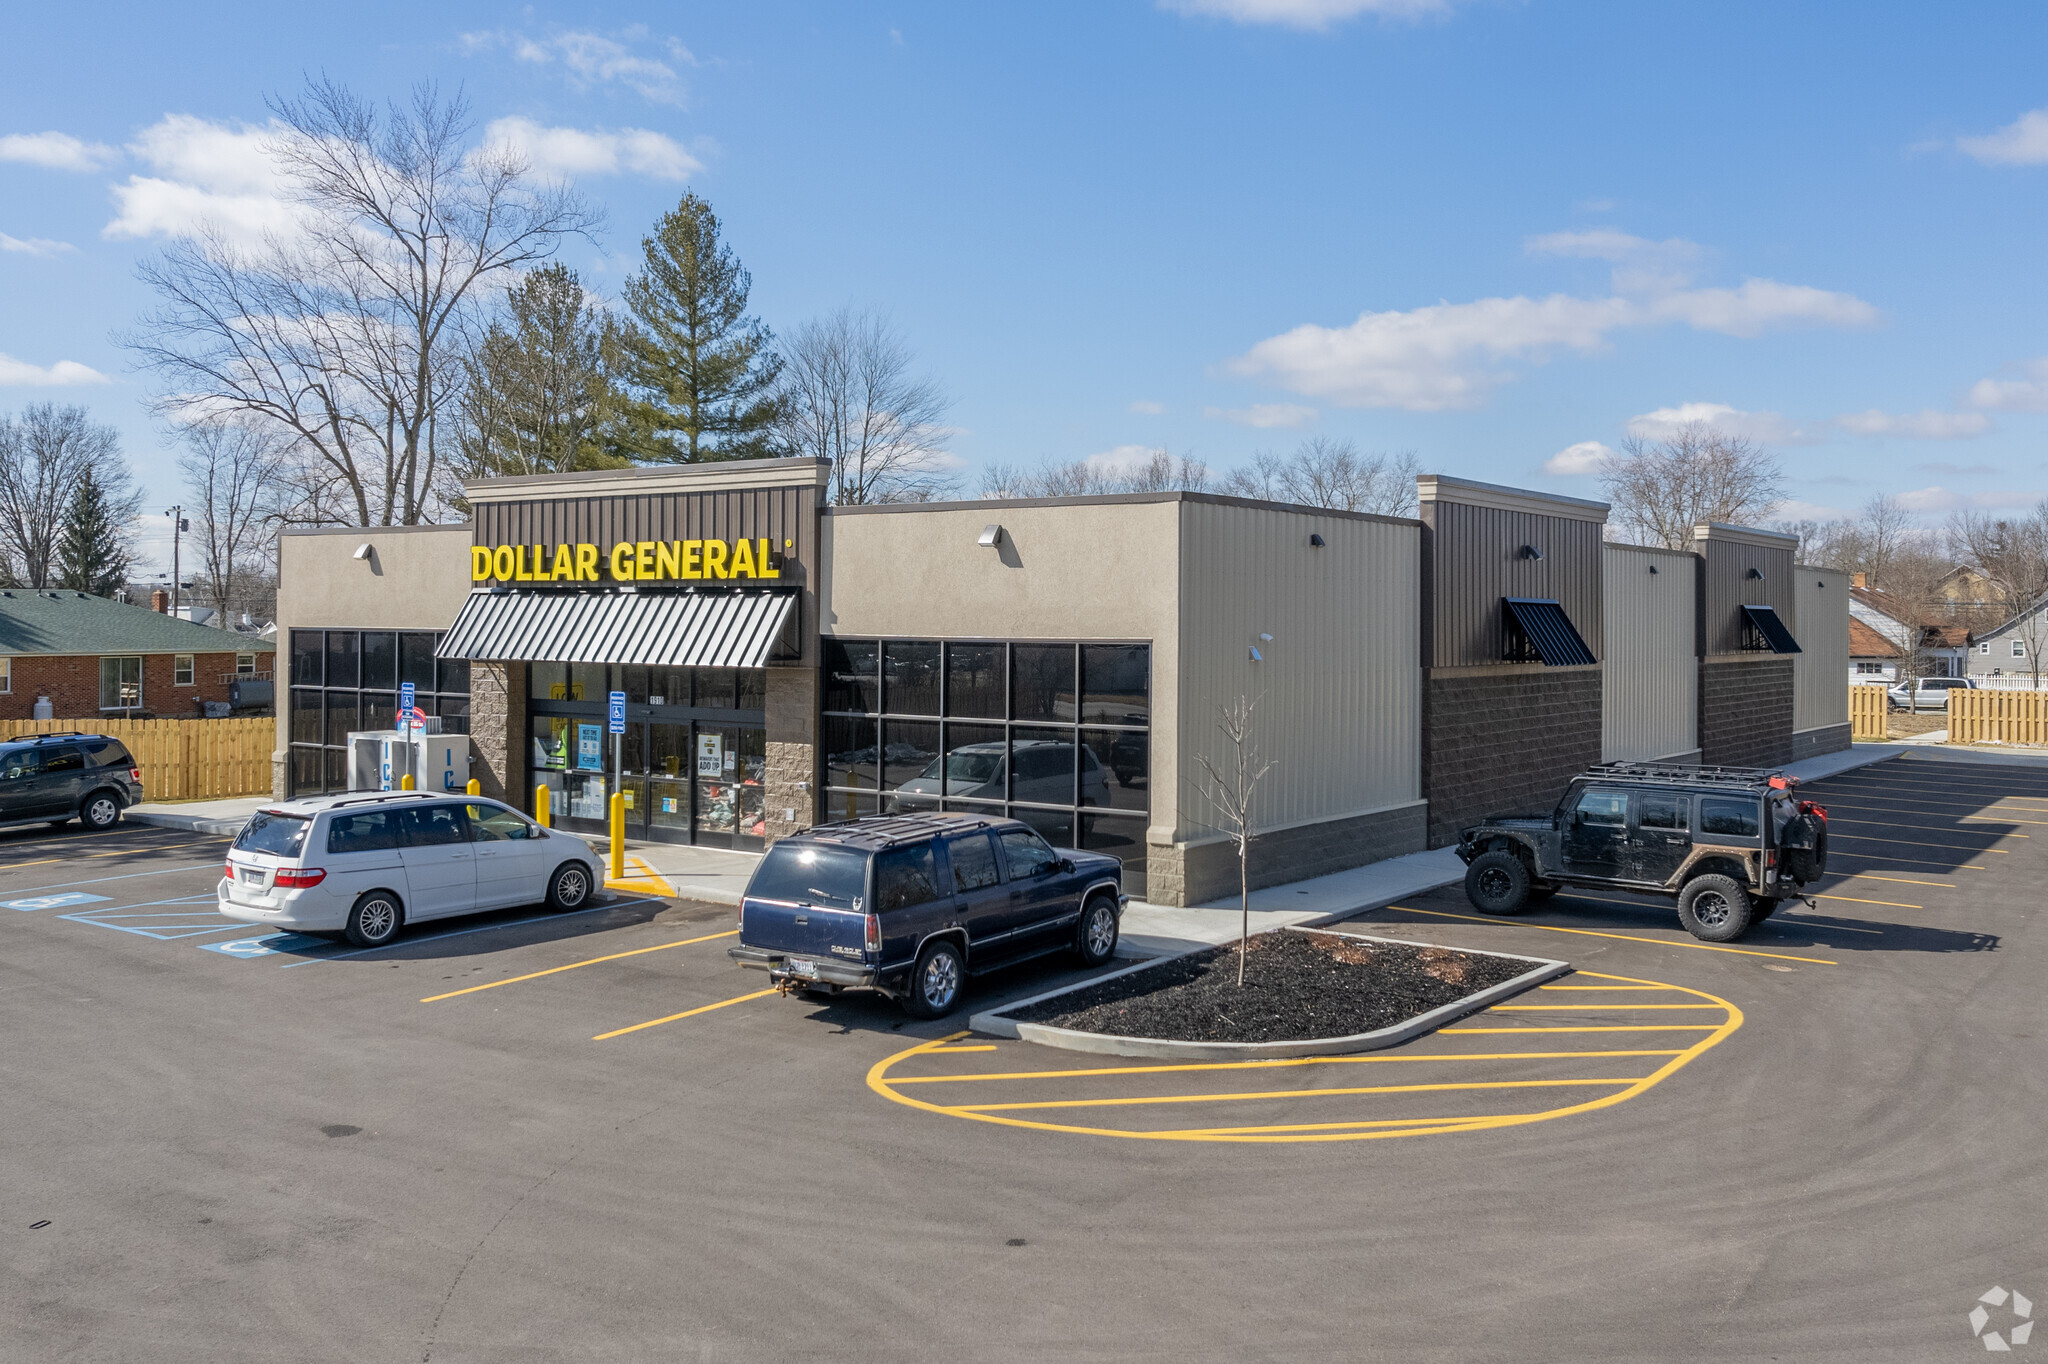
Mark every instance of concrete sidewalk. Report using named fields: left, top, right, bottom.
left=124, top=796, right=269, bottom=835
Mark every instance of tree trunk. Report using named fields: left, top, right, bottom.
left=1238, top=835, right=1249, bottom=988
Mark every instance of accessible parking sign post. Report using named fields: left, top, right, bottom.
left=608, top=690, right=627, bottom=882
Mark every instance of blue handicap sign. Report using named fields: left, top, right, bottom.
left=3, top=891, right=113, bottom=912
left=608, top=690, right=627, bottom=735
left=399, top=681, right=416, bottom=719
left=199, top=932, right=329, bottom=959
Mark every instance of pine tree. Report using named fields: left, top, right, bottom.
left=55, top=465, right=132, bottom=597
left=454, top=264, right=628, bottom=482
left=615, top=193, right=783, bottom=462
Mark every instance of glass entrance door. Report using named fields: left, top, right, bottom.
left=693, top=723, right=766, bottom=850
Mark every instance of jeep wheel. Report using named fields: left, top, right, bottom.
left=1677, top=874, right=1753, bottom=942
left=1465, top=850, right=1532, bottom=915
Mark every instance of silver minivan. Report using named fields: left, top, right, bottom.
left=219, top=792, right=602, bottom=947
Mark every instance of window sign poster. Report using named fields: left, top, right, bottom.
left=577, top=724, right=605, bottom=771
left=696, top=733, right=724, bottom=777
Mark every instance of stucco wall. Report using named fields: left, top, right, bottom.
left=1602, top=543, right=1699, bottom=762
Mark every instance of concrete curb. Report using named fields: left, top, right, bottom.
left=969, top=927, right=1570, bottom=1061
left=123, top=809, right=253, bottom=836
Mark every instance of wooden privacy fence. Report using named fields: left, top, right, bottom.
left=1947, top=689, right=2048, bottom=746
left=1850, top=685, right=1889, bottom=742
left=0, top=717, right=272, bottom=801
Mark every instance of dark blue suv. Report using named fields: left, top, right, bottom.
left=729, top=812, right=1127, bottom=1017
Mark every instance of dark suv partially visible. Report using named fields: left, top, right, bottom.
left=0, top=734, right=145, bottom=831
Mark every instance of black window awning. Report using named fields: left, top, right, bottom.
left=1503, top=597, right=1597, bottom=667
left=435, top=589, right=797, bottom=668
left=1741, top=604, right=1802, bottom=654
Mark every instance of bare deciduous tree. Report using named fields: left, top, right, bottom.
left=1192, top=695, right=1275, bottom=987
left=777, top=308, right=954, bottom=504
left=1220, top=438, right=1421, bottom=516
left=978, top=449, right=1208, bottom=499
left=0, top=404, right=136, bottom=587
left=126, top=79, right=600, bottom=527
left=1600, top=423, right=1784, bottom=549
left=1950, top=505, right=2048, bottom=689
left=179, top=418, right=289, bottom=622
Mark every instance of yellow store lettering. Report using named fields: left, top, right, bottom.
left=473, top=539, right=783, bottom=584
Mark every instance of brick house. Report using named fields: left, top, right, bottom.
left=0, top=589, right=275, bottom=721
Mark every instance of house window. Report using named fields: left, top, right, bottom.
left=0, top=657, right=10, bottom=693
left=2016, top=640, right=2028, bottom=659
left=1855, top=662, right=1885, bottom=674
left=1981, top=641, right=1992, bottom=655
left=236, top=653, right=257, bottom=678
left=174, top=655, right=195, bottom=686
left=99, top=656, right=143, bottom=711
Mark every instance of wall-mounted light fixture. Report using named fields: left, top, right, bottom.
left=1747, top=567, right=1765, bottom=580
left=353, top=543, right=373, bottom=561
left=1250, top=632, right=1273, bottom=663
left=1519, top=544, right=1544, bottom=560
left=1309, top=533, right=1326, bottom=548
left=977, top=524, right=1003, bottom=548
left=1648, top=564, right=1659, bottom=574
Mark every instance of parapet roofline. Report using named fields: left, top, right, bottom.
left=463, top=457, right=832, bottom=503
left=1416, top=475, right=1610, bottom=523
left=1693, top=521, right=1799, bottom=550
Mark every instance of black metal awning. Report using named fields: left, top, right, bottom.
left=1503, top=597, right=1597, bottom=667
left=1740, top=604, right=1802, bottom=654
left=435, top=588, right=797, bottom=668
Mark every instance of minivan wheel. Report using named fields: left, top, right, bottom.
left=81, top=792, right=121, bottom=830
left=1076, top=894, right=1119, bottom=966
left=345, top=891, right=404, bottom=948
left=547, top=862, right=592, bottom=911
left=1677, top=874, right=1753, bottom=942
left=1465, top=850, right=1532, bottom=915
left=902, top=940, right=965, bottom=1019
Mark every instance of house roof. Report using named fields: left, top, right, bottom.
left=1849, top=617, right=1901, bottom=659
left=1923, top=624, right=1971, bottom=650
left=0, top=591, right=278, bottom=658
left=1851, top=584, right=1974, bottom=642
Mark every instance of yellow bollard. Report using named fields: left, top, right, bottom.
left=536, top=783, right=551, bottom=828
left=399, top=773, right=415, bottom=791
left=466, top=778, right=480, bottom=796
left=608, top=791, right=625, bottom=882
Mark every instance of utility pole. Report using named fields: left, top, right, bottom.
left=165, top=506, right=188, bottom=617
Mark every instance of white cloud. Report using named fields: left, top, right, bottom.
left=1895, top=486, right=2042, bottom=514
left=0, top=131, right=118, bottom=172
left=1967, top=356, right=2048, bottom=413
left=482, top=117, right=701, bottom=182
left=1834, top=408, right=1991, bottom=439
left=104, top=115, right=297, bottom=245
left=1644, top=279, right=1879, bottom=337
left=1127, top=399, right=1165, bottom=415
left=1957, top=108, right=2048, bottom=167
left=0, top=233, right=74, bottom=256
left=1625, top=402, right=1821, bottom=446
left=465, top=27, right=689, bottom=105
left=1526, top=229, right=1703, bottom=293
left=0, top=354, right=111, bottom=386
left=1159, top=0, right=1448, bottom=28
left=1775, top=499, right=1854, bottom=522
left=1201, top=402, right=1316, bottom=428
left=1544, top=440, right=1613, bottom=476
left=1086, top=444, right=1164, bottom=475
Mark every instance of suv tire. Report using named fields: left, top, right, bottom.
left=345, top=891, right=404, bottom=948
left=1075, top=893, right=1119, bottom=966
left=547, top=861, right=592, bottom=911
left=81, top=790, right=122, bottom=831
left=902, top=939, right=965, bottom=1019
left=1465, top=850, right=1532, bottom=915
left=1677, top=874, right=1752, bottom=942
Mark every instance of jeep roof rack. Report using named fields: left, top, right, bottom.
left=1584, top=761, right=1783, bottom=791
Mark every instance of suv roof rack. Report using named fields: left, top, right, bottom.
left=6, top=731, right=89, bottom=743
left=808, top=810, right=1006, bottom=848
left=1585, top=761, right=1782, bottom=790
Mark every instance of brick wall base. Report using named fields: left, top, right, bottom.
left=763, top=666, right=818, bottom=846
left=1144, top=802, right=1427, bottom=908
left=1792, top=723, right=1851, bottom=763
left=1699, top=657, right=1795, bottom=768
left=1422, top=666, right=1603, bottom=848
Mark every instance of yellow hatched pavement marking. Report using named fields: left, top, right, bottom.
left=866, top=970, right=1743, bottom=1143
left=604, top=855, right=676, bottom=896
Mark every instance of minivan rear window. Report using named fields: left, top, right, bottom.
left=747, top=843, right=868, bottom=910
left=236, top=811, right=311, bottom=858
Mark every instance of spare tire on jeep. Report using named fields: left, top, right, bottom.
left=1780, top=811, right=1827, bottom=883
left=1465, top=849, right=1532, bottom=915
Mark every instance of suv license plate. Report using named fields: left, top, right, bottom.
left=787, top=958, right=817, bottom=979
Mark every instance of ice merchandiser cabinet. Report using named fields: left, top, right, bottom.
left=346, top=726, right=472, bottom=794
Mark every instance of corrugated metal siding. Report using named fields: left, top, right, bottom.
left=1794, top=567, right=1851, bottom=732
left=474, top=485, right=820, bottom=664
left=1601, top=545, right=1698, bottom=761
left=437, top=589, right=795, bottom=668
left=1698, top=539, right=1795, bottom=657
left=1177, top=502, right=1420, bottom=840
left=1422, top=501, right=1603, bottom=668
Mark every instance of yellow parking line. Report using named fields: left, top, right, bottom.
left=0, top=856, right=62, bottom=871
left=592, top=988, right=777, bottom=1040
left=1442, top=1025, right=1719, bottom=1033
left=953, top=1076, right=1649, bottom=1115
left=887, top=1049, right=1688, bottom=1085
left=1830, top=819, right=2025, bottom=839
left=1538, top=984, right=1676, bottom=991
left=1385, top=905, right=1839, bottom=964
left=1148, top=1117, right=1495, bottom=1136
left=1959, top=815, right=2048, bottom=827
left=1488, top=1003, right=1725, bottom=1011
left=1814, top=893, right=1919, bottom=910
left=924, top=1044, right=999, bottom=1053
left=89, top=838, right=222, bottom=858
left=1828, top=852, right=1988, bottom=871
left=1840, top=873, right=1953, bottom=888
left=1829, top=833, right=2007, bottom=853
left=421, top=929, right=738, bottom=1002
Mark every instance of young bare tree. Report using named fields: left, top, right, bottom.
left=179, top=418, right=288, bottom=621
left=125, top=79, right=600, bottom=526
left=1192, top=695, right=1276, bottom=987
left=1950, top=504, right=2048, bottom=689
left=0, top=404, right=136, bottom=587
left=1220, top=437, right=1421, bottom=516
left=1599, top=423, right=1785, bottom=549
left=777, top=308, right=954, bottom=504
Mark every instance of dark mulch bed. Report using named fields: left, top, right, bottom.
left=1007, top=930, right=1539, bottom=1044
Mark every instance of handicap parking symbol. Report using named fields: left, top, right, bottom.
left=199, top=932, right=326, bottom=959
left=2, top=892, right=113, bottom=912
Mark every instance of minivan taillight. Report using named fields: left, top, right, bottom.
left=865, top=913, right=881, bottom=954
left=274, top=868, right=327, bottom=889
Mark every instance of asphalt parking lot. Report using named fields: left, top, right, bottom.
left=5, top=751, right=2043, bottom=1362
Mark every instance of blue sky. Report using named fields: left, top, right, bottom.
left=4, top=0, right=2047, bottom=574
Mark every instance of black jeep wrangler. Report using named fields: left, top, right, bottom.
left=1454, top=763, right=1828, bottom=942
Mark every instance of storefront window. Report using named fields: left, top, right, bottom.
left=823, top=639, right=1151, bottom=895
left=287, top=629, right=473, bottom=796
